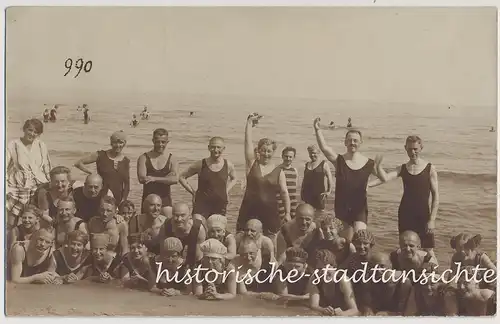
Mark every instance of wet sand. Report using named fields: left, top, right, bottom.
left=5, top=282, right=316, bottom=316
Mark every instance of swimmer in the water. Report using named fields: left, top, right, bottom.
left=490, top=126, right=495, bottom=132
left=347, top=117, right=352, bottom=128
left=49, top=106, right=57, bottom=122
left=140, top=106, right=149, bottom=120
left=83, top=104, right=90, bottom=123
left=190, top=112, right=194, bottom=117
left=43, top=109, right=50, bottom=123
left=329, top=121, right=335, bottom=128
left=131, top=114, right=139, bottom=127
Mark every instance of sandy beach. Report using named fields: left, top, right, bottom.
left=6, top=282, right=315, bottom=316
left=4, top=6, right=497, bottom=317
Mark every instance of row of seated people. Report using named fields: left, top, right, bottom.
left=7, top=194, right=497, bottom=316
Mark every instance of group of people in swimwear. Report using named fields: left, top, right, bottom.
left=44, top=104, right=91, bottom=124
left=328, top=117, right=352, bottom=129
left=5, top=113, right=497, bottom=316
left=42, top=105, right=58, bottom=123
left=131, top=106, right=151, bottom=127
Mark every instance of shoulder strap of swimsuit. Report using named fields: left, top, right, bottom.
left=74, top=219, right=84, bottom=231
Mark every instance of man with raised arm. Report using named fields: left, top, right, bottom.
left=368, top=135, right=439, bottom=256
left=179, top=137, right=237, bottom=218
left=313, top=118, right=386, bottom=240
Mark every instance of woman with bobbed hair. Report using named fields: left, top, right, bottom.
left=6, top=118, right=51, bottom=229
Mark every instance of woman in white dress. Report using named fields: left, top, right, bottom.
left=6, top=118, right=51, bottom=229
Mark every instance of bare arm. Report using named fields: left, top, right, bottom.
left=122, top=159, right=131, bottom=202
left=35, top=188, right=53, bottom=225
left=137, top=154, right=148, bottom=184
left=323, top=162, right=333, bottom=194
left=195, top=226, right=207, bottom=263
left=10, top=245, right=42, bottom=284
left=149, top=156, right=179, bottom=185
left=244, top=118, right=255, bottom=172
left=41, top=141, right=52, bottom=180
left=225, top=235, right=237, bottom=260
left=276, top=232, right=287, bottom=265
left=119, top=223, right=129, bottom=255
left=276, top=279, right=309, bottom=300
left=429, top=165, right=439, bottom=222
left=74, top=152, right=99, bottom=175
left=9, top=227, right=18, bottom=251
left=308, top=280, right=330, bottom=314
left=337, top=279, right=359, bottom=316
left=262, top=237, right=276, bottom=263
left=368, top=167, right=401, bottom=188
left=179, top=161, right=202, bottom=196
left=226, top=161, right=238, bottom=193
left=480, top=254, right=497, bottom=272
left=278, top=170, right=291, bottom=217
left=216, top=271, right=236, bottom=300
left=313, top=118, right=338, bottom=166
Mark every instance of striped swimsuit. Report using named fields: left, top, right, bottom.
left=276, top=166, right=298, bottom=218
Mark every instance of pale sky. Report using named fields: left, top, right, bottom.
left=6, top=6, right=497, bottom=106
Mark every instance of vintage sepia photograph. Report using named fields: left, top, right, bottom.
left=3, top=6, right=498, bottom=317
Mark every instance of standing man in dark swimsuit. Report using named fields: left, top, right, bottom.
left=301, top=144, right=333, bottom=214
left=313, top=117, right=386, bottom=241
left=137, top=128, right=179, bottom=217
left=368, top=135, right=439, bottom=257
left=179, top=137, right=237, bottom=218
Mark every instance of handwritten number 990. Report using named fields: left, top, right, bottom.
left=64, top=58, right=93, bottom=78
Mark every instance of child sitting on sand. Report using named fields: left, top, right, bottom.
left=207, top=214, right=237, bottom=260
left=8, top=205, right=41, bottom=251
left=84, top=233, right=122, bottom=283
left=152, top=237, right=191, bottom=297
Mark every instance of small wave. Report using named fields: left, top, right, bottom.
left=366, top=136, right=404, bottom=141
left=438, top=171, right=496, bottom=183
